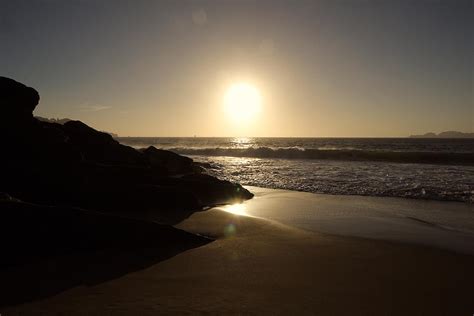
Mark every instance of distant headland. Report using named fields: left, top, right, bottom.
left=410, top=131, right=474, bottom=138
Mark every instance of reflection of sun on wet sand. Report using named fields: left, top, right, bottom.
left=221, top=203, right=250, bottom=216
left=5, top=188, right=474, bottom=315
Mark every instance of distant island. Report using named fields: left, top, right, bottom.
left=410, top=131, right=474, bottom=138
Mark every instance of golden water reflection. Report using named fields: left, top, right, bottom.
left=231, top=137, right=255, bottom=149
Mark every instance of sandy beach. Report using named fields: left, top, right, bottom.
left=3, top=187, right=473, bottom=315
left=3, top=2, right=473, bottom=314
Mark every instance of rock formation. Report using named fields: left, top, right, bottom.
left=0, top=76, right=39, bottom=123
left=0, top=76, right=253, bottom=268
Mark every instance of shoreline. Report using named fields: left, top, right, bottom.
left=227, top=186, right=474, bottom=255
left=188, top=154, right=474, bottom=204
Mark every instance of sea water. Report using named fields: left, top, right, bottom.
left=117, top=137, right=474, bottom=203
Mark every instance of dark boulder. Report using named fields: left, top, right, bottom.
left=142, top=146, right=196, bottom=175
left=62, top=120, right=146, bottom=166
left=63, top=120, right=116, bottom=146
left=0, top=77, right=81, bottom=163
left=161, top=173, right=254, bottom=206
left=0, top=76, right=39, bottom=123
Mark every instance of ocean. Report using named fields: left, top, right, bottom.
left=116, top=137, right=474, bottom=203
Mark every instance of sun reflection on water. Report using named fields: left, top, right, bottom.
left=231, top=137, right=255, bottom=149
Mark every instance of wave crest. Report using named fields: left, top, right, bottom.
left=167, top=146, right=474, bottom=165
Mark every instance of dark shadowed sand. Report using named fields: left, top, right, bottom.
left=2, top=189, right=473, bottom=315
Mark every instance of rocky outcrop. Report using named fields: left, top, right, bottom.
left=62, top=120, right=145, bottom=165
left=0, top=77, right=39, bottom=123
left=141, top=146, right=196, bottom=175
left=0, top=76, right=253, bottom=241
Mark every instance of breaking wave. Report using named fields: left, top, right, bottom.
left=167, top=147, right=474, bottom=165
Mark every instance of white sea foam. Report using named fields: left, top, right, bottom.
left=196, top=156, right=474, bottom=203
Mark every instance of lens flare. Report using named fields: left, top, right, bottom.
left=224, top=223, right=237, bottom=238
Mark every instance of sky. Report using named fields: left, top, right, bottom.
left=1, top=0, right=472, bottom=137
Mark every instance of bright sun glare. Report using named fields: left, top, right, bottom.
left=223, top=203, right=248, bottom=216
left=224, top=83, right=262, bottom=123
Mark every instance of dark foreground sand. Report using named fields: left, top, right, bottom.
left=2, top=206, right=473, bottom=315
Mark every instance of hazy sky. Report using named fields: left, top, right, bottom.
left=1, top=0, right=472, bottom=137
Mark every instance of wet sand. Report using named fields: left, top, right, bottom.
left=3, top=194, right=473, bottom=315
left=227, top=186, right=474, bottom=254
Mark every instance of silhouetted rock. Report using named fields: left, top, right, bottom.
left=63, top=120, right=115, bottom=145
left=62, top=120, right=145, bottom=165
left=142, top=146, right=196, bottom=175
left=177, top=173, right=253, bottom=205
left=0, top=76, right=39, bottom=124
left=0, top=76, right=253, bottom=248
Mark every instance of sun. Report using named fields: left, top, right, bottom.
left=224, top=83, right=262, bottom=122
